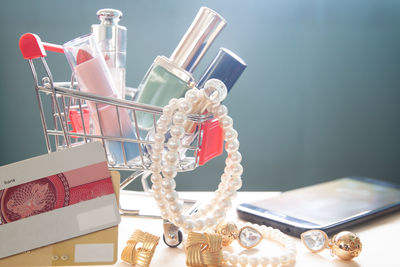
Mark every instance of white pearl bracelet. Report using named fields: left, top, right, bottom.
left=149, top=79, right=242, bottom=233
left=222, top=223, right=297, bottom=267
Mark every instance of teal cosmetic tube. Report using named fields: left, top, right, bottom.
left=134, top=7, right=226, bottom=130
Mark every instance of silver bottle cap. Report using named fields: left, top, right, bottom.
left=97, top=8, right=122, bottom=23
left=91, top=8, right=127, bottom=53
left=169, top=7, right=227, bottom=73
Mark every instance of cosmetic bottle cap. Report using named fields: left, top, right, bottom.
left=197, top=48, right=247, bottom=92
left=91, top=8, right=127, bottom=53
left=169, top=7, right=227, bottom=73
left=97, top=8, right=122, bottom=24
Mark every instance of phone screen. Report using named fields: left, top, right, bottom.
left=248, top=178, right=400, bottom=226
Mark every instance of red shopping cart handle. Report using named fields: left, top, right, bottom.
left=19, top=33, right=64, bottom=60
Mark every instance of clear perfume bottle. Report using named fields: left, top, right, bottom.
left=63, top=34, right=138, bottom=166
left=91, top=8, right=127, bottom=99
left=134, top=7, right=226, bottom=130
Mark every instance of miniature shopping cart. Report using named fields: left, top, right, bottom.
left=19, top=33, right=224, bottom=245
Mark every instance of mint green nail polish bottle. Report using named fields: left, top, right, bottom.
left=134, top=7, right=226, bottom=130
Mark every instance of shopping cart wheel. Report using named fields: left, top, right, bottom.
left=162, top=220, right=183, bottom=248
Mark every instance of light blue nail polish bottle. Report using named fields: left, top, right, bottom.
left=134, top=7, right=226, bottom=130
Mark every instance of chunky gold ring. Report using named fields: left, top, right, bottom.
left=301, top=230, right=362, bottom=261
left=121, top=229, right=160, bottom=267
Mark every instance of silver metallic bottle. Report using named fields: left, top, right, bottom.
left=91, top=8, right=127, bottom=99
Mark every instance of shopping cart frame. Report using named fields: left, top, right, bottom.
left=19, top=33, right=219, bottom=212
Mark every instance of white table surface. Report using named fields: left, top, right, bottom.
left=90, top=191, right=399, bottom=267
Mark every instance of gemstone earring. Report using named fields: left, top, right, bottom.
left=301, top=230, right=362, bottom=261
left=215, top=222, right=298, bottom=266
left=216, top=222, right=263, bottom=248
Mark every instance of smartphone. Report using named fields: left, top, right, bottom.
left=237, top=177, right=400, bottom=237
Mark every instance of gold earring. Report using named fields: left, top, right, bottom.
left=301, top=230, right=362, bottom=261
left=215, top=222, right=263, bottom=249
left=121, top=230, right=160, bottom=267
left=186, top=232, right=223, bottom=267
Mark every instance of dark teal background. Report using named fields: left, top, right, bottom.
left=0, top=0, right=399, bottom=191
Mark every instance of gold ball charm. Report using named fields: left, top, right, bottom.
left=215, top=222, right=239, bottom=246
left=330, top=231, right=362, bottom=260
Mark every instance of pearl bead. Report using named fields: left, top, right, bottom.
left=223, top=128, right=238, bottom=141
left=162, top=165, right=177, bottom=178
left=217, top=182, right=228, bottom=192
left=220, top=173, right=230, bottom=182
left=228, top=254, right=238, bottom=265
left=154, top=132, right=165, bottom=143
left=270, top=257, right=280, bottom=267
left=205, top=217, right=217, bottom=228
left=231, top=163, right=243, bottom=176
left=288, top=248, right=297, bottom=256
left=225, top=139, right=240, bottom=152
left=260, top=256, right=270, bottom=266
left=156, top=123, right=168, bottom=134
left=168, top=98, right=179, bottom=107
left=163, top=104, right=174, bottom=116
left=248, top=256, right=259, bottom=266
left=225, top=188, right=237, bottom=199
left=220, top=116, right=233, bottom=129
left=230, top=177, right=242, bottom=190
left=173, top=215, right=184, bottom=225
left=183, top=220, right=194, bottom=232
left=151, top=183, right=161, bottom=192
left=215, top=189, right=225, bottom=198
left=287, top=252, right=296, bottom=262
left=152, top=142, right=164, bottom=153
left=149, top=164, right=161, bottom=173
left=162, top=178, right=176, bottom=190
left=160, top=210, right=169, bottom=219
left=271, top=229, right=281, bottom=239
left=167, top=137, right=181, bottom=151
left=215, top=105, right=228, bottom=118
left=153, top=192, right=163, bottom=201
left=195, top=208, right=207, bottom=217
left=170, top=125, right=184, bottom=138
left=165, top=191, right=178, bottom=203
left=279, top=255, right=289, bottom=264
left=185, top=89, right=199, bottom=104
left=151, top=153, right=161, bottom=164
left=169, top=202, right=182, bottom=214
left=194, top=219, right=205, bottom=231
left=157, top=201, right=167, bottom=210
left=158, top=115, right=169, bottom=125
left=228, top=151, right=242, bottom=163
left=238, top=255, right=248, bottom=266
left=178, top=99, right=192, bottom=114
left=150, top=173, right=162, bottom=184
left=207, top=102, right=220, bottom=114
left=172, top=112, right=185, bottom=125
left=213, top=209, right=225, bottom=219
left=165, top=151, right=179, bottom=165
left=202, top=203, right=213, bottom=213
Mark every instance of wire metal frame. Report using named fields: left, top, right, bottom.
left=26, top=56, right=212, bottom=193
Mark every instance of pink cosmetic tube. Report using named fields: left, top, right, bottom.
left=63, top=34, right=139, bottom=165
